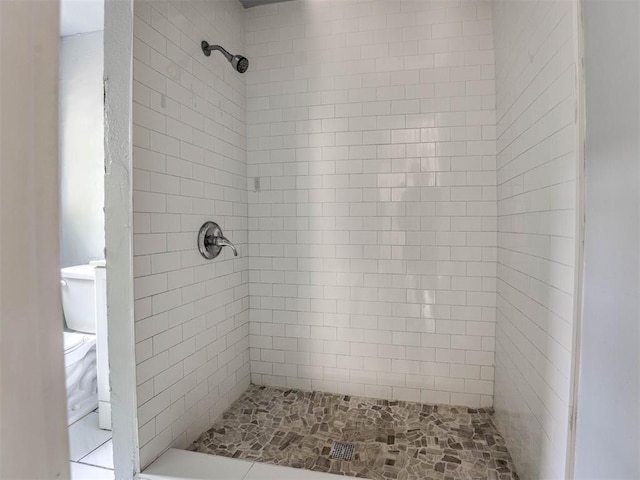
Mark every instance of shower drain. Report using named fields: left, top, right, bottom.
left=329, top=441, right=355, bottom=461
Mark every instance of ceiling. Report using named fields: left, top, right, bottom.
left=60, top=0, right=104, bottom=37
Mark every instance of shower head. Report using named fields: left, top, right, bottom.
left=232, top=55, right=249, bottom=74
left=201, top=41, right=249, bottom=73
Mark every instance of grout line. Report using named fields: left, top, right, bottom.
left=68, top=410, right=98, bottom=428
left=70, top=461, right=114, bottom=472
left=69, top=411, right=113, bottom=464
left=78, top=437, right=113, bottom=463
left=240, top=461, right=257, bottom=480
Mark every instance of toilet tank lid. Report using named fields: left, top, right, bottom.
left=61, top=264, right=96, bottom=280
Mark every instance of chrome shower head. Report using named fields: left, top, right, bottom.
left=201, top=41, right=249, bottom=73
left=232, top=55, right=249, bottom=74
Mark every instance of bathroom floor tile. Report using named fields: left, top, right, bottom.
left=79, top=439, right=114, bottom=469
left=190, top=385, right=519, bottom=480
left=69, top=412, right=112, bottom=462
left=71, top=461, right=114, bottom=480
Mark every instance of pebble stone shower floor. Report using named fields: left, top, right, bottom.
left=190, top=385, right=519, bottom=480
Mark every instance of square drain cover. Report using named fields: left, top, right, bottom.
left=329, top=441, right=355, bottom=461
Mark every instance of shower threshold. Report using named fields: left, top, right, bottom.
left=189, top=385, right=519, bottom=480
left=142, top=448, right=344, bottom=480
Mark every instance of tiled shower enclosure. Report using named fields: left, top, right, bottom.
left=131, top=0, right=579, bottom=479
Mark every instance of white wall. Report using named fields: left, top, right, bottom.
left=0, top=0, right=70, bottom=478
left=246, top=0, right=498, bottom=407
left=492, top=1, right=579, bottom=478
left=131, top=0, right=249, bottom=468
left=103, top=1, right=139, bottom=476
left=575, top=1, right=640, bottom=478
left=59, top=30, right=105, bottom=268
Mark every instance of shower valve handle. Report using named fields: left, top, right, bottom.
left=198, top=221, right=238, bottom=259
left=207, top=235, right=238, bottom=256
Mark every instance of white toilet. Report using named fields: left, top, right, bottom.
left=61, top=264, right=98, bottom=425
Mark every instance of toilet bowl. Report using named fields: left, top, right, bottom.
left=61, top=264, right=98, bottom=425
left=64, top=332, right=97, bottom=425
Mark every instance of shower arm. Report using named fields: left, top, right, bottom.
left=201, top=42, right=232, bottom=62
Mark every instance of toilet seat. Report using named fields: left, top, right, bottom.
left=64, top=331, right=87, bottom=350
left=64, top=332, right=96, bottom=365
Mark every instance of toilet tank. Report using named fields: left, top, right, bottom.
left=61, top=265, right=97, bottom=334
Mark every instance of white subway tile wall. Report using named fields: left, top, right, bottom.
left=132, top=0, right=249, bottom=468
left=246, top=0, right=497, bottom=407
left=492, top=1, right=578, bottom=479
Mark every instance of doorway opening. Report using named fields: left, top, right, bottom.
left=59, top=1, right=138, bottom=478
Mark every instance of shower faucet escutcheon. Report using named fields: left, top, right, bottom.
left=198, top=221, right=238, bottom=259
